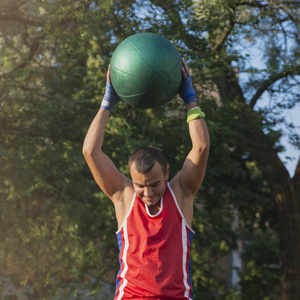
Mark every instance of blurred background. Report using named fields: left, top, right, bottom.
left=0, top=1, right=299, bottom=299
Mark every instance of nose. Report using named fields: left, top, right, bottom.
left=143, top=187, right=152, bottom=197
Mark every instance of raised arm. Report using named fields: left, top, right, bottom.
left=82, top=66, right=132, bottom=203
left=181, top=103, right=210, bottom=196
left=171, top=59, right=210, bottom=200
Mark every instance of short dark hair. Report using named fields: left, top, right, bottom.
left=128, top=146, right=167, bottom=174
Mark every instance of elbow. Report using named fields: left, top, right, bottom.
left=82, top=139, right=89, bottom=157
left=200, top=142, right=210, bottom=156
left=204, top=138, right=210, bottom=151
left=202, top=134, right=210, bottom=153
left=195, top=139, right=210, bottom=156
left=82, top=146, right=90, bottom=162
left=82, top=141, right=96, bottom=160
left=82, top=144, right=89, bottom=158
left=82, top=146, right=98, bottom=166
left=82, top=138, right=104, bottom=164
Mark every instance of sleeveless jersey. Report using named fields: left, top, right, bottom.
left=114, top=182, right=194, bottom=300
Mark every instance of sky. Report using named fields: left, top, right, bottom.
left=238, top=46, right=300, bottom=177
left=134, top=1, right=300, bottom=177
left=277, top=108, right=300, bottom=176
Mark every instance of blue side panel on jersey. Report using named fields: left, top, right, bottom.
left=188, top=230, right=194, bottom=299
left=115, top=231, right=123, bottom=295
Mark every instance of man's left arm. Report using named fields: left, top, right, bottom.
left=171, top=59, right=210, bottom=200
left=179, top=102, right=210, bottom=197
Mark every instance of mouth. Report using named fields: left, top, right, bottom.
left=143, top=196, right=160, bottom=206
left=143, top=197, right=154, bottom=203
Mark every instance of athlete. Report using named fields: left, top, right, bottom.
left=82, top=58, right=210, bottom=300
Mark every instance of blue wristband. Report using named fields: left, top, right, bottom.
left=179, top=74, right=197, bottom=105
left=183, top=89, right=197, bottom=104
left=101, top=81, right=121, bottom=111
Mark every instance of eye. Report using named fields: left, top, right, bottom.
left=135, top=184, right=144, bottom=189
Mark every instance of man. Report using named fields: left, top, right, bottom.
left=83, top=59, right=210, bottom=300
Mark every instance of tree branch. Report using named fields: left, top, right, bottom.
left=148, top=0, right=207, bottom=54
left=249, top=64, right=300, bottom=108
left=14, top=0, right=31, bottom=10
left=0, top=13, right=43, bottom=26
left=18, top=34, right=46, bottom=69
left=211, top=19, right=235, bottom=53
left=237, top=1, right=268, bottom=8
left=0, top=34, right=46, bottom=80
left=240, top=111, right=292, bottom=201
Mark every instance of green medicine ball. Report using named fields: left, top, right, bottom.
left=110, top=33, right=182, bottom=108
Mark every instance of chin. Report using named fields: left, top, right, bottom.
left=145, top=198, right=159, bottom=207
left=144, top=200, right=155, bottom=206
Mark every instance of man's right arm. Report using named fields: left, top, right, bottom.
left=82, top=108, right=131, bottom=202
left=82, top=67, right=132, bottom=203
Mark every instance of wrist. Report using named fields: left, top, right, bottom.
left=186, top=106, right=205, bottom=123
left=100, top=99, right=114, bottom=111
left=101, top=81, right=121, bottom=111
left=186, top=102, right=198, bottom=111
left=182, top=89, right=197, bottom=105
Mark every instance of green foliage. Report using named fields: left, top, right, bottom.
left=1, top=0, right=299, bottom=299
left=239, top=228, right=280, bottom=300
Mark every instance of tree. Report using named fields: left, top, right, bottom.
left=134, top=0, right=299, bottom=299
left=0, top=0, right=119, bottom=297
left=1, top=0, right=299, bottom=299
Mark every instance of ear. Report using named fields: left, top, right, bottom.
left=164, top=166, right=170, bottom=181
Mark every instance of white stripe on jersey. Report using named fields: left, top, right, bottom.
left=116, top=220, right=129, bottom=300
left=182, top=220, right=192, bottom=300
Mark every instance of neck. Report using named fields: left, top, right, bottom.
left=148, top=200, right=161, bottom=215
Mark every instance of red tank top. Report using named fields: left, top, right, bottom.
left=114, top=182, right=194, bottom=300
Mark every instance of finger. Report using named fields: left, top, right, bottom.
left=181, top=58, right=190, bottom=75
left=107, top=64, right=111, bottom=83
left=181, top=66, right=188, bottom=79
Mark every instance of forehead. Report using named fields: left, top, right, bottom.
left=130, top=161, right=165, bottom=184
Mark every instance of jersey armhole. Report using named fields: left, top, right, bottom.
left=167, top=182, right=195, bottom=234
left=116, top=193, right=136, bottom=234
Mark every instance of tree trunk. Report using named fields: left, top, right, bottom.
left=216, top=69, right=300, bottom=299
left=277, top=160, right=300, bottom=299
left=277, top=193, right=300, bottom=300
left=244, top=113, right=300, bottom=300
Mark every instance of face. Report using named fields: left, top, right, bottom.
left=130, top=161, right=170, bottom=208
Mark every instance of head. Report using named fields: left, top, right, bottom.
left=128, top=146, right=169, bottom=207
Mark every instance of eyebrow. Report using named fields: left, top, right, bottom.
left=133, top=180, right=161, bottom=187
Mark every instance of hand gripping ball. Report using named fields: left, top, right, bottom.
left=110, top=33, right=182, bottom=108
